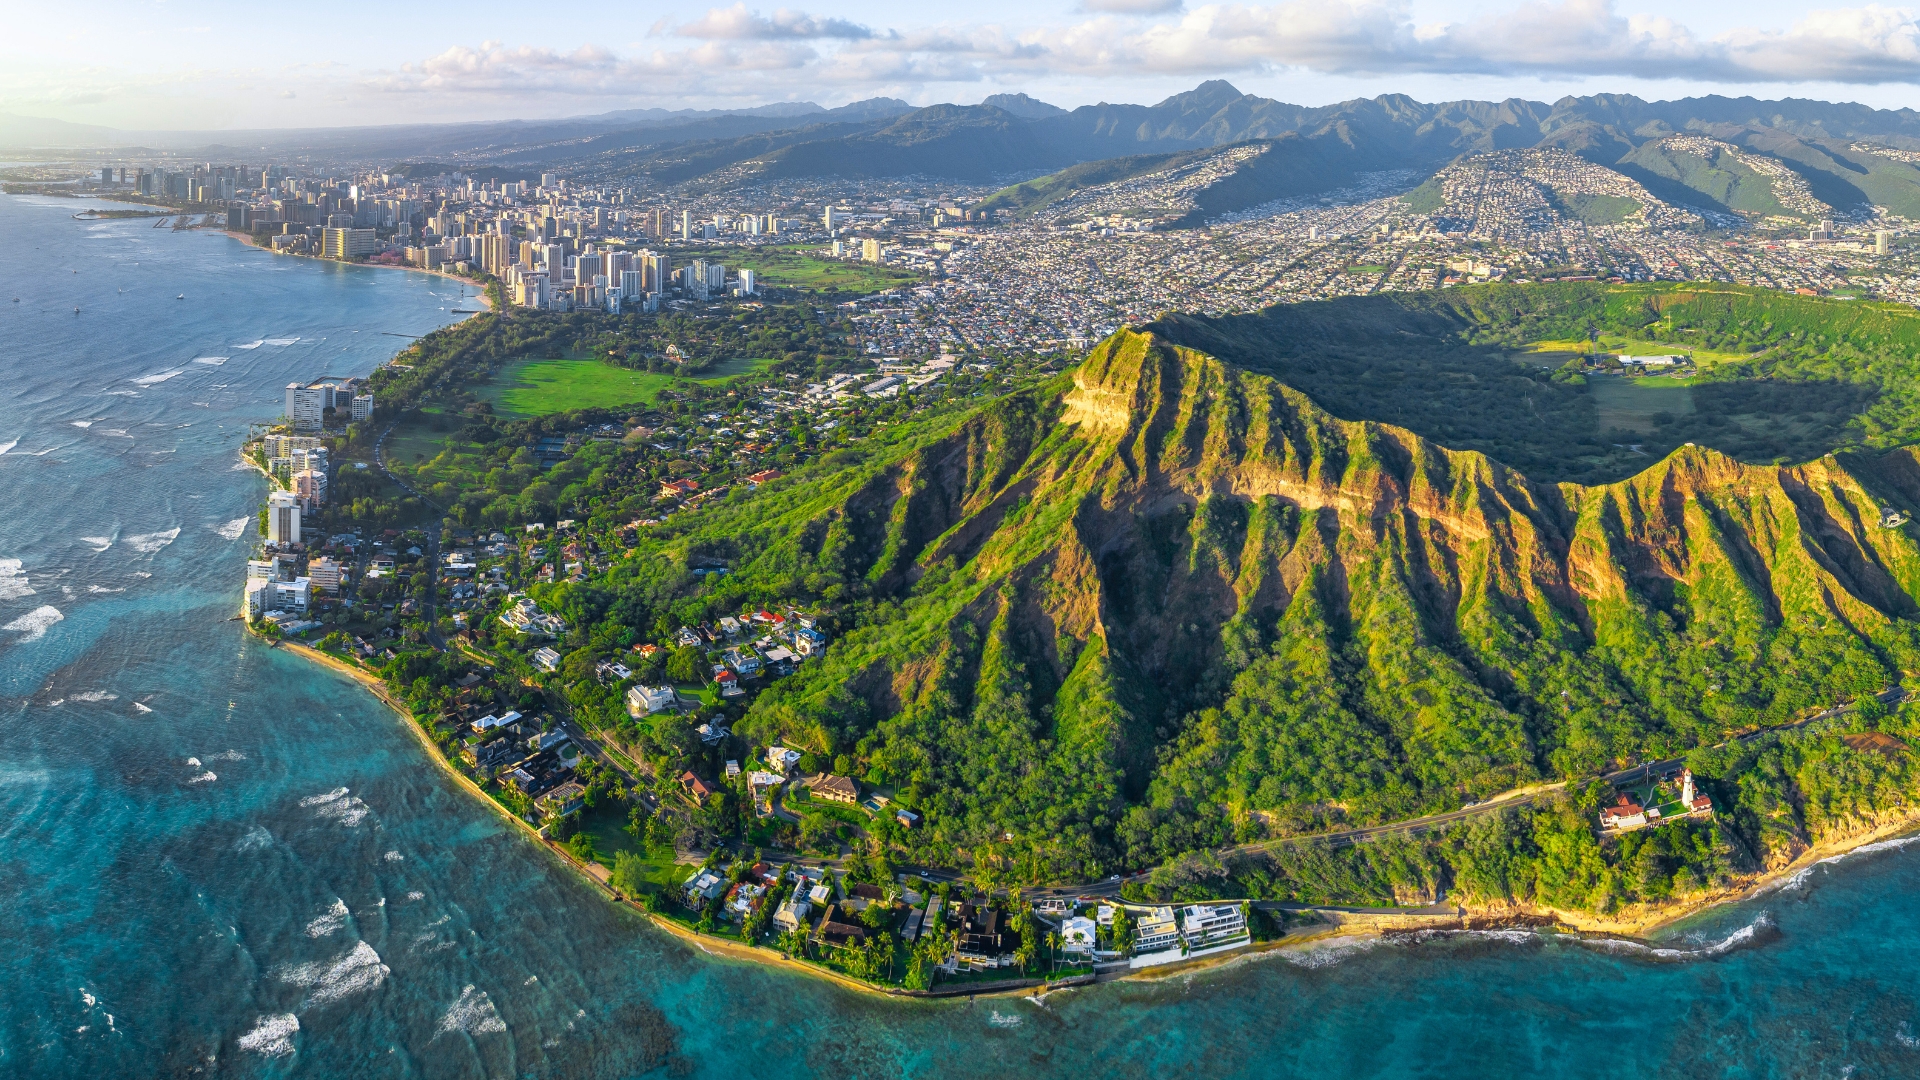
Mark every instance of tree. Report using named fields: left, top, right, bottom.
left=667, top=645, right=704, bottom=684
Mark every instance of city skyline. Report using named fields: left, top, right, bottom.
left=12, top=0, right=1920, bottom=133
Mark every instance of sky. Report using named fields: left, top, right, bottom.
left=7, top=0, right=1920, bottom=131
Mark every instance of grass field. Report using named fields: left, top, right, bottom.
left=1591, top=376, right=1695, bottom=434
left=478, top=356, right=777, bottom=418
left=1522, top=336, right=1751, bottom=367
left=480, top=359, right=676, bottom=416
left=707, top=244, right=919, bottom=293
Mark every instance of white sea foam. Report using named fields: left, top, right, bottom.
left=0, top=558, right=31, bottom=600
left=233, top=341, right=262, bottom=350
left=123, top=528, right=180, bottom=553
left=188, top=771, right=217, bottom=784
left=103, top=390, right=138, bottom=397
left=300, top=787, right=372, bottom=827
left=130, top=370, right=184, bottom=386
left=383, top=850, right=404, bottom=862
left=78, top=536, right=112, bottom=552
left=191, top=356, right=228, bottom=366
left=237, top=1013, right=299, bottom=1057
left=263, top=338, right=299, bottom=347
left=1898, top=1022, right=1920, bottom=1049
left=212, top=518, right=249, bottom=541
left=1278, top=935, right=1383, bottom=969
left=278, top=941, right=388, bottom=1008
left=70, top=420, right=95, bottom=428
left=70, top=690, right=117, bottom=702
left=0, top=438, right=15, bottom=455
left=186, top=758, right=200, bottom=768
left=209, top=750, right=246, bottom=762
left=406, top=891, right=424, bottom=902
left=305, top=899, right=349, bottom=938
left=524, top=975, right=538, bottom=986
left=436, top=985, right=507, bottom=1037
left=3, top=607, right=65, bottom=641
left=235, top=825, right=273, bottom=852
left=132, top=700, right=151, bottom=712
left=1578, top=913, right=1774, bottom=961
left=985, top=1010, right=1023, bottom=1028
left=31, top=445, right=60, bottom=455
left=79, top=988, right=95, bottom=1008
left=88, top=585, right=126, bottom=594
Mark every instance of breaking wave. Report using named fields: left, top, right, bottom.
left=131, top=700, right=151, bottom=712
left=191, top=356, right=228, bottom=365
left=129, top=370, right=184, bottom=386
left=0, top=558, right=31, bottom=600
left=0, top=438, right=16, bottom=455
left=277, top=941, right=388, bottom=1008
left=212, top=517, right=249, bottom=540
left=123, top=528, right=180, bottom=554
left=70, top=690, right=117, bottom=702
left=79, top=537, right=112, bottom=553
left=234, top=825, right=273, bottom=852
left=383, top=850, right=404, bottom=863
left=237, top=1013, right=298, bottom=1057
left=300, top=787, right=371, bottom=827
left=1574, top=913, right=1777, bottom=961
left=187, top=771, right=217, bottom=784
left=305, top=899, right=349, bottom=938
left=436, top=985, right=507, bottom=1037
left=3, top=607, right=66, bottom=641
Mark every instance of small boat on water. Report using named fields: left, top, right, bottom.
left=176, top=294, right=184, bottom=300
left=73, top=306, right=81, bottom=314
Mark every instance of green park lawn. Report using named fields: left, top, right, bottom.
left=479, top=357, right=779, bottom=418
left=708, top=244, right=919, bottom=293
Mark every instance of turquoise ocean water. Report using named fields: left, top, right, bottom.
left=3, top=193, right=1920, bottom=1078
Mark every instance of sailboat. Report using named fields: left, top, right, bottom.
left=176, top=294, right=185, bottom=300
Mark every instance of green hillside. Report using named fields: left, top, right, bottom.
left=547, top=323, right=1920, bottom=913
left=1616, top=140, right=1788, bottom=217
left=974, top=149, right=1211, bottom=219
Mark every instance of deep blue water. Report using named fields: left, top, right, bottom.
left=3, top=192, right=1920, bottom=1079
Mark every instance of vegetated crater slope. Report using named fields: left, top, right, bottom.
left=738, top=327, right=1920, bottom=879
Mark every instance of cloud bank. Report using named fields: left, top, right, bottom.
left=366, top=0, right=1920, bottom=105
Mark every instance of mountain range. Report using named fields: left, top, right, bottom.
left=18, top=83, right=1920, bottom=220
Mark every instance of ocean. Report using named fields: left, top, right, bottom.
left=3, top=192, right=1919, bottom=1079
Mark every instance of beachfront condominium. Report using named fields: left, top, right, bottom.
left=267, top=490, right=301, bottom=548
left=285, top=383, right=327, bottom=430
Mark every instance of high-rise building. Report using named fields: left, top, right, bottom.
left=267, top=490, right=302, bottom=548
left=681, top=210, right=691, bottom=239
left=292, top=468, right=327, bottom=509
left=285, top=383, right=327, bottom=430
left=641, top=254, right=669, bottom=293
left=824, top=206, right=839, bottom=230
left=350, top=394, right=374, bottom=422
left=620, top=270, right=644, bottom=299
left=1876, top=230, right=1893, bottom=255
left=738, top=268, right=756, bottom=295
left=862, top=239, right=882, bottom=263
left=320, top=228, right=378, bottom=259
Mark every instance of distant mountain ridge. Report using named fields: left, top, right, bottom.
left=17, top=85, right=1920, bottom=218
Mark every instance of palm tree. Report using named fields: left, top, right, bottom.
left=1047, top=931, right=1062, bottom=973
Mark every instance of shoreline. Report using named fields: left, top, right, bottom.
left=223, top=229, right=497, bottom=305
left=270, top=632, right=1920, bottom=997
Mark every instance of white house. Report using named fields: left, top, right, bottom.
left=626, top=684, right=678, bottom=716
left=532, top=646, right=562, bottom=672
left=1061, top=915, right=1097, bottom=956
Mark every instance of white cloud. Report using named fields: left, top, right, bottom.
left=669, top=4, right=876, bottom=41
left=1081, top=0, right=1187, bottom=14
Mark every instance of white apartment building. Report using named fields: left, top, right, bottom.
left=267, top=490, right=301, bottom=547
